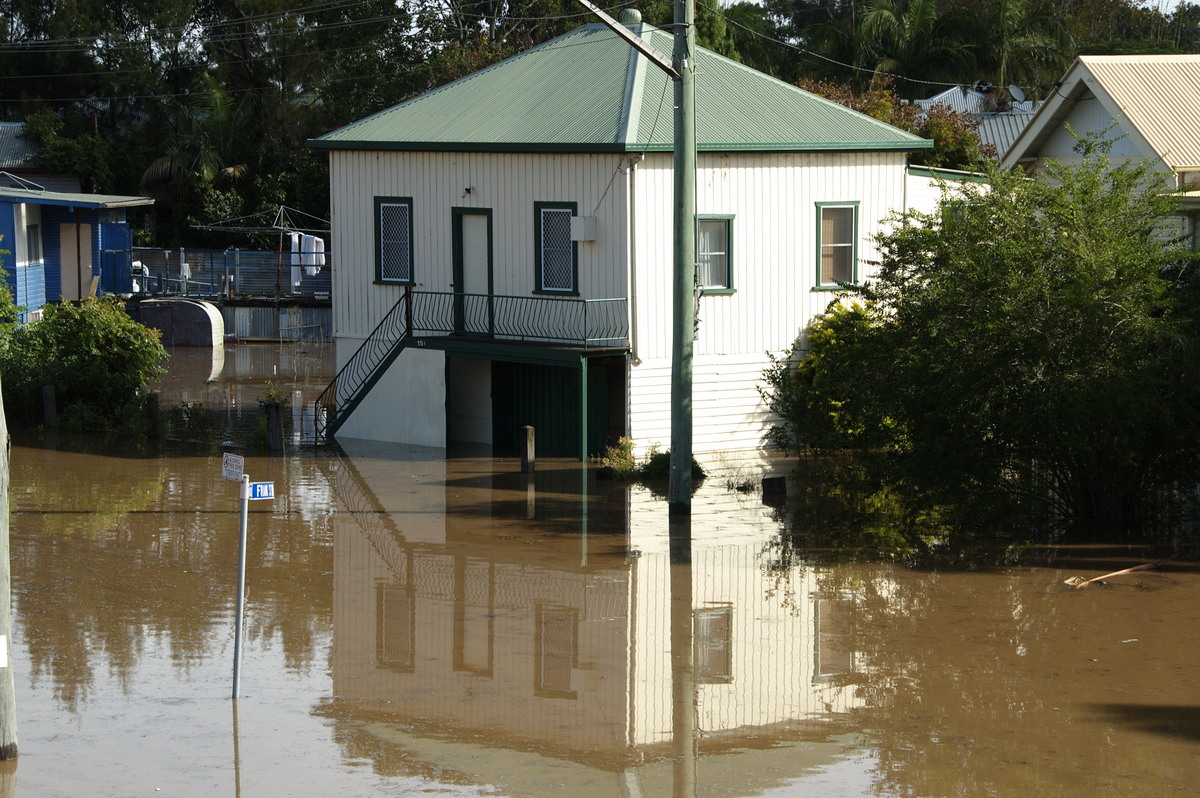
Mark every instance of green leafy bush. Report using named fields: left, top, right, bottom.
left=1, top=297, right=168, bottom=431
left=764, top=138, right=1200, bottom=539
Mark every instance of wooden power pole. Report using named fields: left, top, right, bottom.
left=577, top=0, right=698, bottom=515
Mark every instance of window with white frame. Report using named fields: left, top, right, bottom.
left=25, top=224, right=41, bottom=265
left=376, top=197, right=413, bottom=284
left=535, top=202, right=577, bottom=293
left=816, top=202, right=858, bottom=288
left=697, top=216, right=733, bottom=293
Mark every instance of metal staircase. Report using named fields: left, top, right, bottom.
left=313, top=287, right=629, bottom=443
left=314, top=290, right=413, bottom=441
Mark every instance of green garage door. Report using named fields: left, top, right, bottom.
left=492, top=360, right=610, bottom=457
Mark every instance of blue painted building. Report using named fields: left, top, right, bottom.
left=0, top=184, right=153, bottom=318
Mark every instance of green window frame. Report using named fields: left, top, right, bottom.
left=697, top=215, right=734, bottom=294
left=815, top=202, right=859, bottom=289
left=375, top=196, right=414, bottom=284
left=534, top=201, right=578, bottom=295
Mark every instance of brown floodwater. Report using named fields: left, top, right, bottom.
left=6, top=343, right=1200, bottom=797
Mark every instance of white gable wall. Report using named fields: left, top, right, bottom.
left=627, top=151, right=909, bottom=455
left=329, top=149, right=632, bottom=344
left=329, top=149, right=632, bottom=448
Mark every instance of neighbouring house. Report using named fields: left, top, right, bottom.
left=0, top=181, right=154, bottom=317
left=0, top=121, right=82, bottom=193
left=309, top=9, right=938, bottom=459
left=913, top=82, right=1041, bottom=157
left=1002, top=54, right=1200, bottom=242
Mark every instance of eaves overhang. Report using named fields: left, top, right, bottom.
left=0, top=186, right=154, bottom=209
left=307, top=139, right=934, bottom=154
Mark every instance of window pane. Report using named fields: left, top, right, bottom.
left=819, top=206, right=854, bottom=285
left=26, top=224, right=41, bottom=264
left=821, top=206, right=853, bottom=243
left=695, top=606, right=733, bottom=683
left=379, top=202, right=412, bottom=282
left=540, top=208, right=574, bottom=291
left=821, top=245, right=853, bottom=284
left=697, top=219, right=729, bottom=289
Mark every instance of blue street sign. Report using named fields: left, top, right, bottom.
left=249, top=482, right=275, bottom=501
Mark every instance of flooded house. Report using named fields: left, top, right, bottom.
left=309, top=10, right=938, bottom=459
left=0, top=180, right=153, bottom=315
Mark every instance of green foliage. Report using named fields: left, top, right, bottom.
left=762, top=302, right=894, bottom=454
left=765, top=140, right=1200, bottom=539
left=796, top=78, right=992, bottom=170
left=596, top=437, right=706, bottom=488
left=257, top=380, right=289, bottom=406
left=1, top=297, right=169, bottom=431
left=597, top=435, right=638, bottom=475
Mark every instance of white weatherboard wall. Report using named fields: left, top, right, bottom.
left=627, top=151, right=910, bottom=455
left=328, top=150, right=632, bottom=343
left=334, top=345, right=447, bottom=446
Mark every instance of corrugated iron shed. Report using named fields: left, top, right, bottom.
left=311, top=22, right=930, bottom=154
left=0, top=122, right=36, bottom=170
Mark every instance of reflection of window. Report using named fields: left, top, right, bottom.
left=694, top=605, right=733, bottom=683
left=697, top=216, right=733, bottom=293
left=453, top=558, right=494, bottom=676
left=534, top=604, right=577, bottom=698
left=377, top=583, right=415, bottom=671
left=26, top=224, right=41, bottom=265
left=535, top=202, right=577, bottom=294
left=816, top=202, right=858, bottom=288
left=376, top=196, right=414, bottom=283
left=813, top=595, right=855, bottom=683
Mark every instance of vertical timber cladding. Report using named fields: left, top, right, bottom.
left=491, top=357, right=621, bottom=458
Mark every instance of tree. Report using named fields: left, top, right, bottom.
left=856, top=0, right=973, bottom=96
left=796, top=78, right=995, bottom=169
left=765, top=140, right=1200, bottom=539
left=0, top=297, right=168, bottom=431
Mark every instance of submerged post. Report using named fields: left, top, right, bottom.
left=232, top=474, right=249, bottom=699
left=521, top=426, right=536, bottom=473
left=0, top=382, right=17, bottom=759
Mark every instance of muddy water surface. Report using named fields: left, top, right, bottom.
left=7, top=344, right=1200, bottom=797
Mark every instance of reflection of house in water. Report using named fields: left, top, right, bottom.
left=320, top=440, right=863, bottom=792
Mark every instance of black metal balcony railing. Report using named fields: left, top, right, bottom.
left=314, top=289, right=628, bottom=441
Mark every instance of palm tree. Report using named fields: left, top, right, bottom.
left=857, top=0, right=974, bottom=96
left=970, top=0, right=1075, bottom=89
left=142, top=73, right=251, bottom=198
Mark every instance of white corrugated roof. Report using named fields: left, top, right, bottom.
left=1079, top=55, right=1200, bottom=170
left=1005, top=55, right=1200, bottom=169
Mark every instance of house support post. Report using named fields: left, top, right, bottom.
left=579, top=356, right=589, bottom=462
left=668, top=0, right=697, bottom=514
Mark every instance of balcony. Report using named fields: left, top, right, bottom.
left=315, top=288, right=628, bottom=441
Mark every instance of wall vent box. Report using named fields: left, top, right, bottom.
left=570, top=216, right=597, bottom=241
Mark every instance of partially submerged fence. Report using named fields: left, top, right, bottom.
left=103, top=247, right=332, bottom=298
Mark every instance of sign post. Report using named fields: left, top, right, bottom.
left=232, top=474, right=249, bottom=700
left=224, top=454, right=273, bottom=700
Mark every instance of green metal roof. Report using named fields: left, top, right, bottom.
left=310, top=23, right=931, bottom=154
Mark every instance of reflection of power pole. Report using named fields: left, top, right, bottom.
left=0, top=383, right=18, bottom=761
left=669, top=520, right=695, bottom=798
left=577, top=0, right=696, bottom=515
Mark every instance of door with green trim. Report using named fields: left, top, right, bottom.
left=452, top=208, right=493, bottom=335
